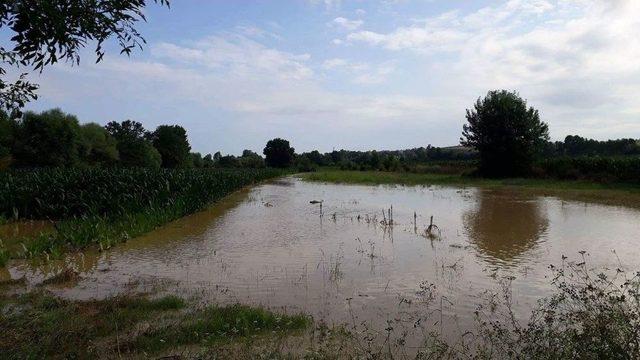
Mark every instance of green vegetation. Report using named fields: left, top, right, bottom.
left=264, top=138, right=296, bottom=168
left=150, top=124, right=192, bottom=168
left=0, top=167, right=284, bottom=262
left=300, top=169, right=640, bottom=194
left=540, top=156, right=640, bottom=183
left=0, top=109, right=277, bottom=171
left=105, top=119, right=162, bottom=168
left=0, top=290, right=308, bottom=359
left=461, top=90, right=550, bottom=177
left=2, top=261, right=639, bottom=358
left=132, top=304, right=310, bottom=352
left=422, top=261, right=640, bottom=359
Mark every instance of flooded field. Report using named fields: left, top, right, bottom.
left=4, top=176, right=640, bottom=338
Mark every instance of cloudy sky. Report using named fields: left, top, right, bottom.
left=12, top=0, right=640, bottom=155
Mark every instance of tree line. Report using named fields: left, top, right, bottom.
left=0, top=108, right=298, bottom=170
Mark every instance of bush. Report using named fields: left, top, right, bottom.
left=422, top=260, right=640, bottom=359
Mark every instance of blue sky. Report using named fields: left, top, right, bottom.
left=8, top=0, right=640, bottom=155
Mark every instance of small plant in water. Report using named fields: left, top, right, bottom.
left=423, top=216, right=441, bottom=239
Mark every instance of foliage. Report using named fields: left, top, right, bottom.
left=0, top=49, right=38, bottom=115
left=203, top=153, right=215, bottom=167
left=149, top=125, right=191, bottom=168
left=132, top=304, right=309, bottom=351
left=553, top=135, right=640, bottom=157
left=300, top=146, right=477, bottom=172
left=78, top=123, right=119, bottom=166
left=0, top=109, right=15, bottom=168
left=0, top=290, right=308, bottom=359
left=423, top=259, right=640, bottom=359
left=0, top=168, right=284, bottom=257
left=461, top=90, right=549, bottom=177
left=0, top=0, right=169, bottom=113
left=295, top=154, right=317, bottom=172
left=191, top=152, right=204, bottom=168
left=264, top=138, right=295, bottom=168
left=540, top=156, right=640, bottom=183
left=0, top=168, right=282, bottom=220
left=12, top=108, right=82, bottom=167
left=238, top=149, right=265, bottom=168
left=105, top=120, right=161, bottom=168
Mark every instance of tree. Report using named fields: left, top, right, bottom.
left=0, top=109, right=16, bottom=169
left=150, top=125, right=191, bottom=168
left=0, top=0, right=169, bottom=114
left=239, top=149, right=265, bottom=168
left=305, top=150, right=325, bottom=166
left=13, top=108, right=82, bottom=167
left=461, top=90, right=549, bottom=177
left=217, top=155, right=239, bottom=168
left=203, top=154, right=215, bottom=168
left=105, top=120, right=160, bottom=168
left=191, top=152, right=204, bottom=168
left=263, top=138, right=295, bottom=168
left=79, top=123, right=119, bottom=166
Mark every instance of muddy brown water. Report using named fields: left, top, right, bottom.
left=3, top=176, right=640, bottom=340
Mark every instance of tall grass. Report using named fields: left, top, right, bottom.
left=0, top=168, right=285, bottom=261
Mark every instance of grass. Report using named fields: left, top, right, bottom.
left=300, top=169, right=640, bottom=195
left=2, top=260, right=640, bottom=358
left=0, top=289, right=309, bottom=359
left=0, top=292, right=186, bottom=358
left=131, top=304, right=310, bottom=352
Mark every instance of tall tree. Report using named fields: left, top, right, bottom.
left=13, top=108, right=82, bottom=167
left=0, top=109, right=16, bottom=169
left=105, top=120, right=160, bottom=168
left=78, top=123, right=119, bottom=166
left=263, top=138, right=295, bottom=168
left=0, top=0, right=169, bottom=113
left=150, top=125, right=191, bottom=168
left=461, top=90, right=549, bottom=177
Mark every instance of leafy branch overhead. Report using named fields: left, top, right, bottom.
left=0, top=0, right=170, bottom=114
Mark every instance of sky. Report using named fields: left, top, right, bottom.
left=6, top=0, right=640, bottom=155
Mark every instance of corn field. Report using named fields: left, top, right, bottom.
left=0, top=168, right=284, bottom=261
left=0, top=168, right=283, bottom=220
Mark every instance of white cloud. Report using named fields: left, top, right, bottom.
left=321, top=58, right=395, bottom=84
left=322, top=58, right=349, bottom=69
left=153, top=34, right=313, bottom=80
left=44, top=31, right=424, bottom=130
left=331, top=17, right=364, bottom=31
left=308, top=0, right=342, bottom=11
left=342, top=0, right=640, bottom=138
left=24, top=0, right=640, bottom=153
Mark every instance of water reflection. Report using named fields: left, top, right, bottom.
left=463, top=189, right=549, bottom=266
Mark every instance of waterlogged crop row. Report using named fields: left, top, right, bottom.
left=0, top=168, right=283, bottom=220
left=0, top=168, right=285, bottom=261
